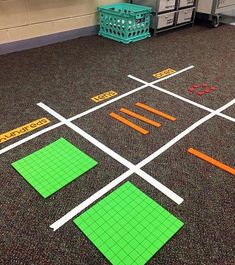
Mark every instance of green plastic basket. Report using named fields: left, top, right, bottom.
left=98, top=3, right=152, bottom=44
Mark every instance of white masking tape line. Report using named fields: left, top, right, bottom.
left=1, top=66, right=193, bottom=155
left=151, top=65, right=195, bottom=85
left=50, top=169, right=134, bottom=231
left=218, top=113, right=235, bottom=123
left=37, top=103, right=133, bottom=169
left=128, top=74, right=213, bottom=112
left=128, top=74, right=235, bottom=123
left=136, top=168, right=184, bottom=205
left=69, top=66, right=194, bottom=122
left=0, top=122, right=64, bottom=155
left=137, top=99, right=235, bottom=169
left=38, top=102, right=183, bottom=203
left=37, top=102, right=185, bottom=231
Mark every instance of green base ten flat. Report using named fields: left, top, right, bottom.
left=74, top=182, right=184, bottom=265
left=12, top=138, right=97, bottom=198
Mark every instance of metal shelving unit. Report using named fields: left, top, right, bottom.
left=130, top=0, right=198, bottom=35
left=197, top=0, right=235, bottom=27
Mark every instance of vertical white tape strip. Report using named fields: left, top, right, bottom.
left=37, top=103, right=134, bottom=169
left=37, top=102, right=185, bottom=231
left=136, top=169, right=184, bottom=204
left=38, top=102, right=184, bottom=204
left=43, top=100, right=234, bottom=230
left=137, top=99, right=235, bottom=169
left=50, top=169, right=134, bottom=231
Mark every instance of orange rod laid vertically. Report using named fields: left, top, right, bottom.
left=135, top=102, right=176, bottom=121
left=187, top=147, right=235, bottom=176
left=109, top=112, right=149, bottom=135
left=120, top=108, right=161, bottom=128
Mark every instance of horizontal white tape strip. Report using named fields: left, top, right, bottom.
left=128, top=74, right=235, bottom=123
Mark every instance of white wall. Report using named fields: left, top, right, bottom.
left=0, top=0, right=125, bottom=44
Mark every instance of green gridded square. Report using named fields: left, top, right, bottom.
left=12, top=138, right=97, bottom=198
left=74, top=182, right=184, bottom=265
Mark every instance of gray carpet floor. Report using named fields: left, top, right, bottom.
left=0, top=23, right=234, bottom=265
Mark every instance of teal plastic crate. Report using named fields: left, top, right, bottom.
left=98, top=3, right=152, bottom=44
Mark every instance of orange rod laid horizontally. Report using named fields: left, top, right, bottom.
left=187, top=147, right=235, bottom=176
left=135, top=102, right=176, bottom=121
left=109, top=112, right=149, bottom=135
left=120, top=108, right=161, bottom=128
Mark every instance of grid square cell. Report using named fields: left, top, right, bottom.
left=74, top=182, right=184, bottom=265
left=12, top=138, right=97, bottom=198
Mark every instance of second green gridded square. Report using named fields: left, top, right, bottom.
left=12, top=138, right=98, bottom=198
left=74, top=182, right=184, bottom=265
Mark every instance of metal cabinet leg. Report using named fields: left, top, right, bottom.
left=211, top=14, right=220, bottom=28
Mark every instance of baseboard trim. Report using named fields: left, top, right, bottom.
left=0, top=25, right=99, bottom=55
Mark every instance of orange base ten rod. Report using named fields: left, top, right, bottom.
left=135, top=102, right=176, bottom=121
left=120, top=108, right=161, bottom=128
left=109, top=112, right=149, bottom=134
left=188, top=147, right=235, bottom=176
left=109, top=112, right=149, bottom=135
